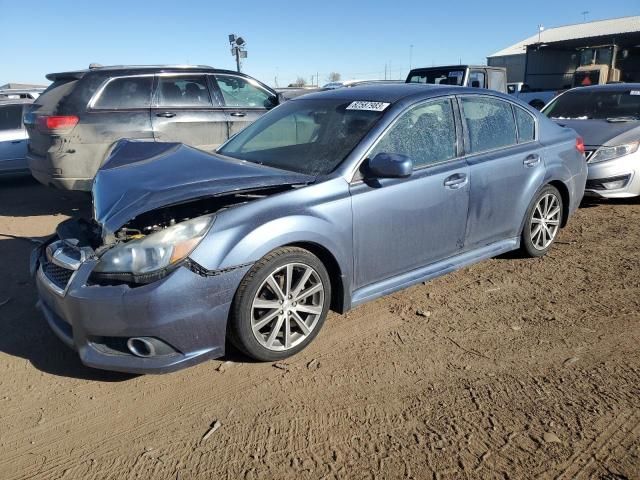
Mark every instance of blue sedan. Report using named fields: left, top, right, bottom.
left=33, top=84, right=587, bottom=373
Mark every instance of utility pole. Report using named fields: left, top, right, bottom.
left=581, top=10, right=589, bottom=22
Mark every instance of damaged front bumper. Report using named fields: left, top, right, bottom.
left=33, top=237, right=251, bottom=374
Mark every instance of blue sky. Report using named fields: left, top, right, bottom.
left=1, top=0, right=638, bottom=87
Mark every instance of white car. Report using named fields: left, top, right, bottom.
left=543, top=83, right=640, bottom=198
left=0, top=99, right=32, bottom=176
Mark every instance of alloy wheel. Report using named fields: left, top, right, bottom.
left=530, top=193, right=561, bottom=250
left=251, top=262, right=325, bottom=351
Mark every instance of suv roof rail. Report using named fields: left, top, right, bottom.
left=46, top=64, right=218, bottom=82
left=91, top=64, right=216, bottom=70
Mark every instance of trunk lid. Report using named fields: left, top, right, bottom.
left=93, top=140, right=315, bottom=239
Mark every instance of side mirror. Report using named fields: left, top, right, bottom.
left=264, top=94, right=281, bottom=109
left=366, top=153, right=413, bottom=179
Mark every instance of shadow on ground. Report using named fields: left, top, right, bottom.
left=0, top=175, right=90, bottom=218
left=0, top=177, right=132, bottom=381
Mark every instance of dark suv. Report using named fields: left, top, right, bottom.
left=25, top=65, right=279, bottom=190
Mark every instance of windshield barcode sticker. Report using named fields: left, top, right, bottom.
left=346, top=101, right=390, bottom=112
left=630, top=90, right=640, bottom=96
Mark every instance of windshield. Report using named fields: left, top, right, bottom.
left=543, top=89, right=640, bottom=120
left=217, top=98, right=387, bottom=175
left=407, top=69, right=465, bottom=86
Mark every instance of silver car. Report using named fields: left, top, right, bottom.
left=543, top=84, right=640, bottom=198
left=0, top=99, right=32, bottom=176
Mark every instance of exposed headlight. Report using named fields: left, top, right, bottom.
left=589, top=142, right=639, bottom=164
left=94, top=215, right=214, bottom=275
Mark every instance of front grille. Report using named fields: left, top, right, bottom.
left=42, top=261, right=74, bottom=291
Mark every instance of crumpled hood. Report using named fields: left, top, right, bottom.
left=552, top=119, right=640, bottom=147
left=92, top=140, right=314, bottom=239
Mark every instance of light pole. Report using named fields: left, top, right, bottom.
left=228, top=34, right=247, bottom=72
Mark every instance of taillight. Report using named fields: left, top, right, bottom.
left=576, top=136, right=585, bottom=154
left=36, top=115, right=79, bottom=133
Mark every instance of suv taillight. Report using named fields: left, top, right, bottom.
left=576, top=136, right=585, bottom=154
left=36, top=115, right=79, bottom=133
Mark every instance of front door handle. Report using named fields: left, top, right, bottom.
left=523, top=154, right=541, bottom=167
left=11, top=140, right=23, bottom=144
left=443, top=173, right=468, bottom=189
left=229, top=112, right=247, bottom=117
left=156, top=112, right=176, bottom=118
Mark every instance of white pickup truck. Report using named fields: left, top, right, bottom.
left=406, top=65, right=507, bottom=93
left=507, top=83, right=555, bottom=110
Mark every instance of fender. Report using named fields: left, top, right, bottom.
left=188, top=178, right=355, bottom=302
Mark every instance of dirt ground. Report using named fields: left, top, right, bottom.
left=0, top=176, right=638, bottom=480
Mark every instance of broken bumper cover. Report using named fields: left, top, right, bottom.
left=33, top=244, right=251, bottom=374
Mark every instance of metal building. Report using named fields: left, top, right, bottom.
left=488, top=16, right=640, bottom=85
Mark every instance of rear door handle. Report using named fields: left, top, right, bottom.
left=523, top=154, right=541, bottom=167
left=443, top=173, right=468, bottom=189
left=229, top=112, right=247, bottom=117
left=156, top=112, right=176, bottom=118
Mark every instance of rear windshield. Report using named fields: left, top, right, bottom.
left=407, top=69, right=465, bottom=86
left=218, top=98, right=387, bottom=175
left=33, top=79, right=77, bottom=113
left=543, top=89, right=640, bottom=120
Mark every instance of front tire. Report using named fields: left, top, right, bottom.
left=520, top=185, right=563, bottom=257
left=228, top=247, right=331, bottom=361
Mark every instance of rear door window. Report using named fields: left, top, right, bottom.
left=461, top=96, right=517, bottom=153
left=156, top=75, right=215, bottom=107
left=0, top=104, right=23, bottom=130
left=93, top=76, right=153, bottom=109
left=213, top=74, right=275, bottom=108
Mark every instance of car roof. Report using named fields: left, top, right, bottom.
left=291, top=83, right=502, bottom=104
left=45, top=65, right=240, bottom=81
left=564, top=83, right=640, bottom=93
left=408, top=65, right=501, bottom=71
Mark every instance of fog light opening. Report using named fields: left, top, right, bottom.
left=127, top=337, right=156, bottom=358
left=602, top=179, right=629, bottom=190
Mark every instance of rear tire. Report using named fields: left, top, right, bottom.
left=228, top=247, right=331, bottom=362
left=520, top=185, right=563, bottom=258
